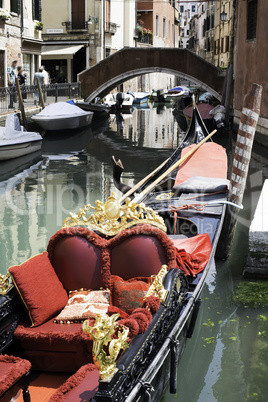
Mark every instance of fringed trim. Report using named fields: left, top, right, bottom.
left=47, top=224, right=177, bottom=290
left=48, top=363, right=98, bottom=402
left=0, top=355, right=31, bottom=397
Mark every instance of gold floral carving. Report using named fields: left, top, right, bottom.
left=0, top=272, right=13, bottom=295
left=145, top=264, right=169, bottom=302
left=82, top=313, right=129, bottom=380
left=62, top=192, right=166, bottom=236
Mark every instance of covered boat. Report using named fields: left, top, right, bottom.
left=0, top=105, right=233, bottom=401
left=31, top=102, right=93, bottom=131
left=0, top=114, right=42, bottom=161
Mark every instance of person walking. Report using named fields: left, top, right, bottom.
left=7, top=60, right=18, bottom=108
left=33, top=66, right=45, bottom=105
left=41, top=65, right=50, bottom=102
left=17, top=66, right=28, bottom=100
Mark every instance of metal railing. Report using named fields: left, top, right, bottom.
left=0, top=82, right=81, bottom=113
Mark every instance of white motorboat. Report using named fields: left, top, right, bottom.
left=152, top=86, right=192, bottom=103
left=104, top=92, right=134, bottom=112
left=31, top=102, right=93, bottom=131
left=0, top=114, right=43, bottom=161
left=131, top=91, right=150, bottom=104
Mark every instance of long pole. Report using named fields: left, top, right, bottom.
left=121, top=129, right=217, bottom=205
left=15, top=77, right=28, bottom=130
left=216, top=83, right=263, bottom=259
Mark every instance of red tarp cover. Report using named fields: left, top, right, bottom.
left=174, top=142, right=227, bottom=187
left=172, top=233, right=212, bottom=276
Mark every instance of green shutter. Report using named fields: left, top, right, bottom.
left=38, top=0, right=42, bottom=21
left=32, top=0, right=35, bottom=20
left=17, top=0, right=21, bottom=14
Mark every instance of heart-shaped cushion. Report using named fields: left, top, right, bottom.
left=47, top=224, right=177, bottom=291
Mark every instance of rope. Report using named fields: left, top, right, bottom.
left=169, top=204, right=206, bottom=234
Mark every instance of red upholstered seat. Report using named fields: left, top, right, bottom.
left=0, top=355, right=31, bottom=400
left=48, top=364, right=99, bottom=402
left=14, top=224, right=177, bottom=373
left=14, top=319, right=93, bottom=372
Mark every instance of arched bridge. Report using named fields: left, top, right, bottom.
left=78, top=47, right=225, bottom=102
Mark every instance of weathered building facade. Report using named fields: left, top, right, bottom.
left=0, top=0, right=42, bottom=86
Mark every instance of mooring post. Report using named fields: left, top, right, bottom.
left=216, top=83, right=263, bottom=259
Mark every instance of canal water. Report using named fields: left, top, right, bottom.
left=0, top=103, right=267, bottom=401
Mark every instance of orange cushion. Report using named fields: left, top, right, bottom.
left=110, top=275, right=151, bottom=314
left=9, top=252, right=68, bottom=327
left=174, top=142, right=228, bottom=186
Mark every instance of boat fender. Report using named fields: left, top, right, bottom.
left=139, top=381, right=154, bottom=402
left=169, top=338, right=180, bottom=394
left=186, top=298, right=201, bottom=338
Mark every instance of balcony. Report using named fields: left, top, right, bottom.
left=105, top=22, right=117, bottom=35
left=135, top=28, right=153, bottom=45
left=62, top=21, right=88, bottom=32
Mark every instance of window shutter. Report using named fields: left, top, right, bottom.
left=32, top=0, right=35, bottom=20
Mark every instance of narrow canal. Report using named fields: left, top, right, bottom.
left=0, top=103, right=267, bottom=401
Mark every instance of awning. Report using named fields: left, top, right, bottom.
left=41, top=44, right=84, bottom=60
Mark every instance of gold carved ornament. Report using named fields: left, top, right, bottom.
left=62, top=192, right=166, bottom=236
left=82, top=313, right=129, bottom=380
left=0, top=272, right=13, bottom=295
left=82, top=266, right=171, bottom=380
left=145, top=264, right=169, bottom=303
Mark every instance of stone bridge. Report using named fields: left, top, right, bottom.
left=78, top=47, right=225, bottom=102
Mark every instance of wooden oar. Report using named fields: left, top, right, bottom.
left=119, top=156, right=170, bottom=204
left=120, top=129, right=217, bottom=204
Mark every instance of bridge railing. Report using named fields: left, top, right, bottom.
left=0, top=82, right=81, bottom=113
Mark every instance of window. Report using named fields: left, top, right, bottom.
left=71, top=0, right=85, bottom=29
left=156, top=15, right=159, bottom=36
left=226, top=36, right=230, bottom=52
left=192, top=5, right=195, bottom=13
left=163, top=18, right=166, bottom=38
left=10, top=0, right=21, bottom=14
left=247, top=0, right=258, bottom=40
left=32, top=0, right=41, bottom=21
left=180, top=6, right=184, bottom=13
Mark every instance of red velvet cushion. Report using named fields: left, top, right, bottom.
left=9, top=252, right=68, bottom=327
left=47, top=228, right=104, bottom=291
left=110, top=275, right=151, bottom=314
left=109, top=225, right=177, bottom=281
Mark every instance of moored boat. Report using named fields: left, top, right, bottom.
left=0, top=114, right=43, bottom=161
left=74, top=99, right=111, bottom=120
left=104, top=92, right=135, bottom=112
left=131, top=91, right=150, bottom=104
left=31, top=102, right=93, bottom=131
left=0, top=104, right=236, bottom=401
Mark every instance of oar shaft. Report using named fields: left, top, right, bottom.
left=133, top=129, right=217, bottom=203
left=119, top=157, right=168, bottom=203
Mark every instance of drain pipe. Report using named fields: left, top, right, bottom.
left=216, top=83, right=263, bottom=259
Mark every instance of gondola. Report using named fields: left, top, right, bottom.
left=0, top=102, right=231, bottom=402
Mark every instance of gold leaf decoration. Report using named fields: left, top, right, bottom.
left=62, top=192, right=166, bottom=236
